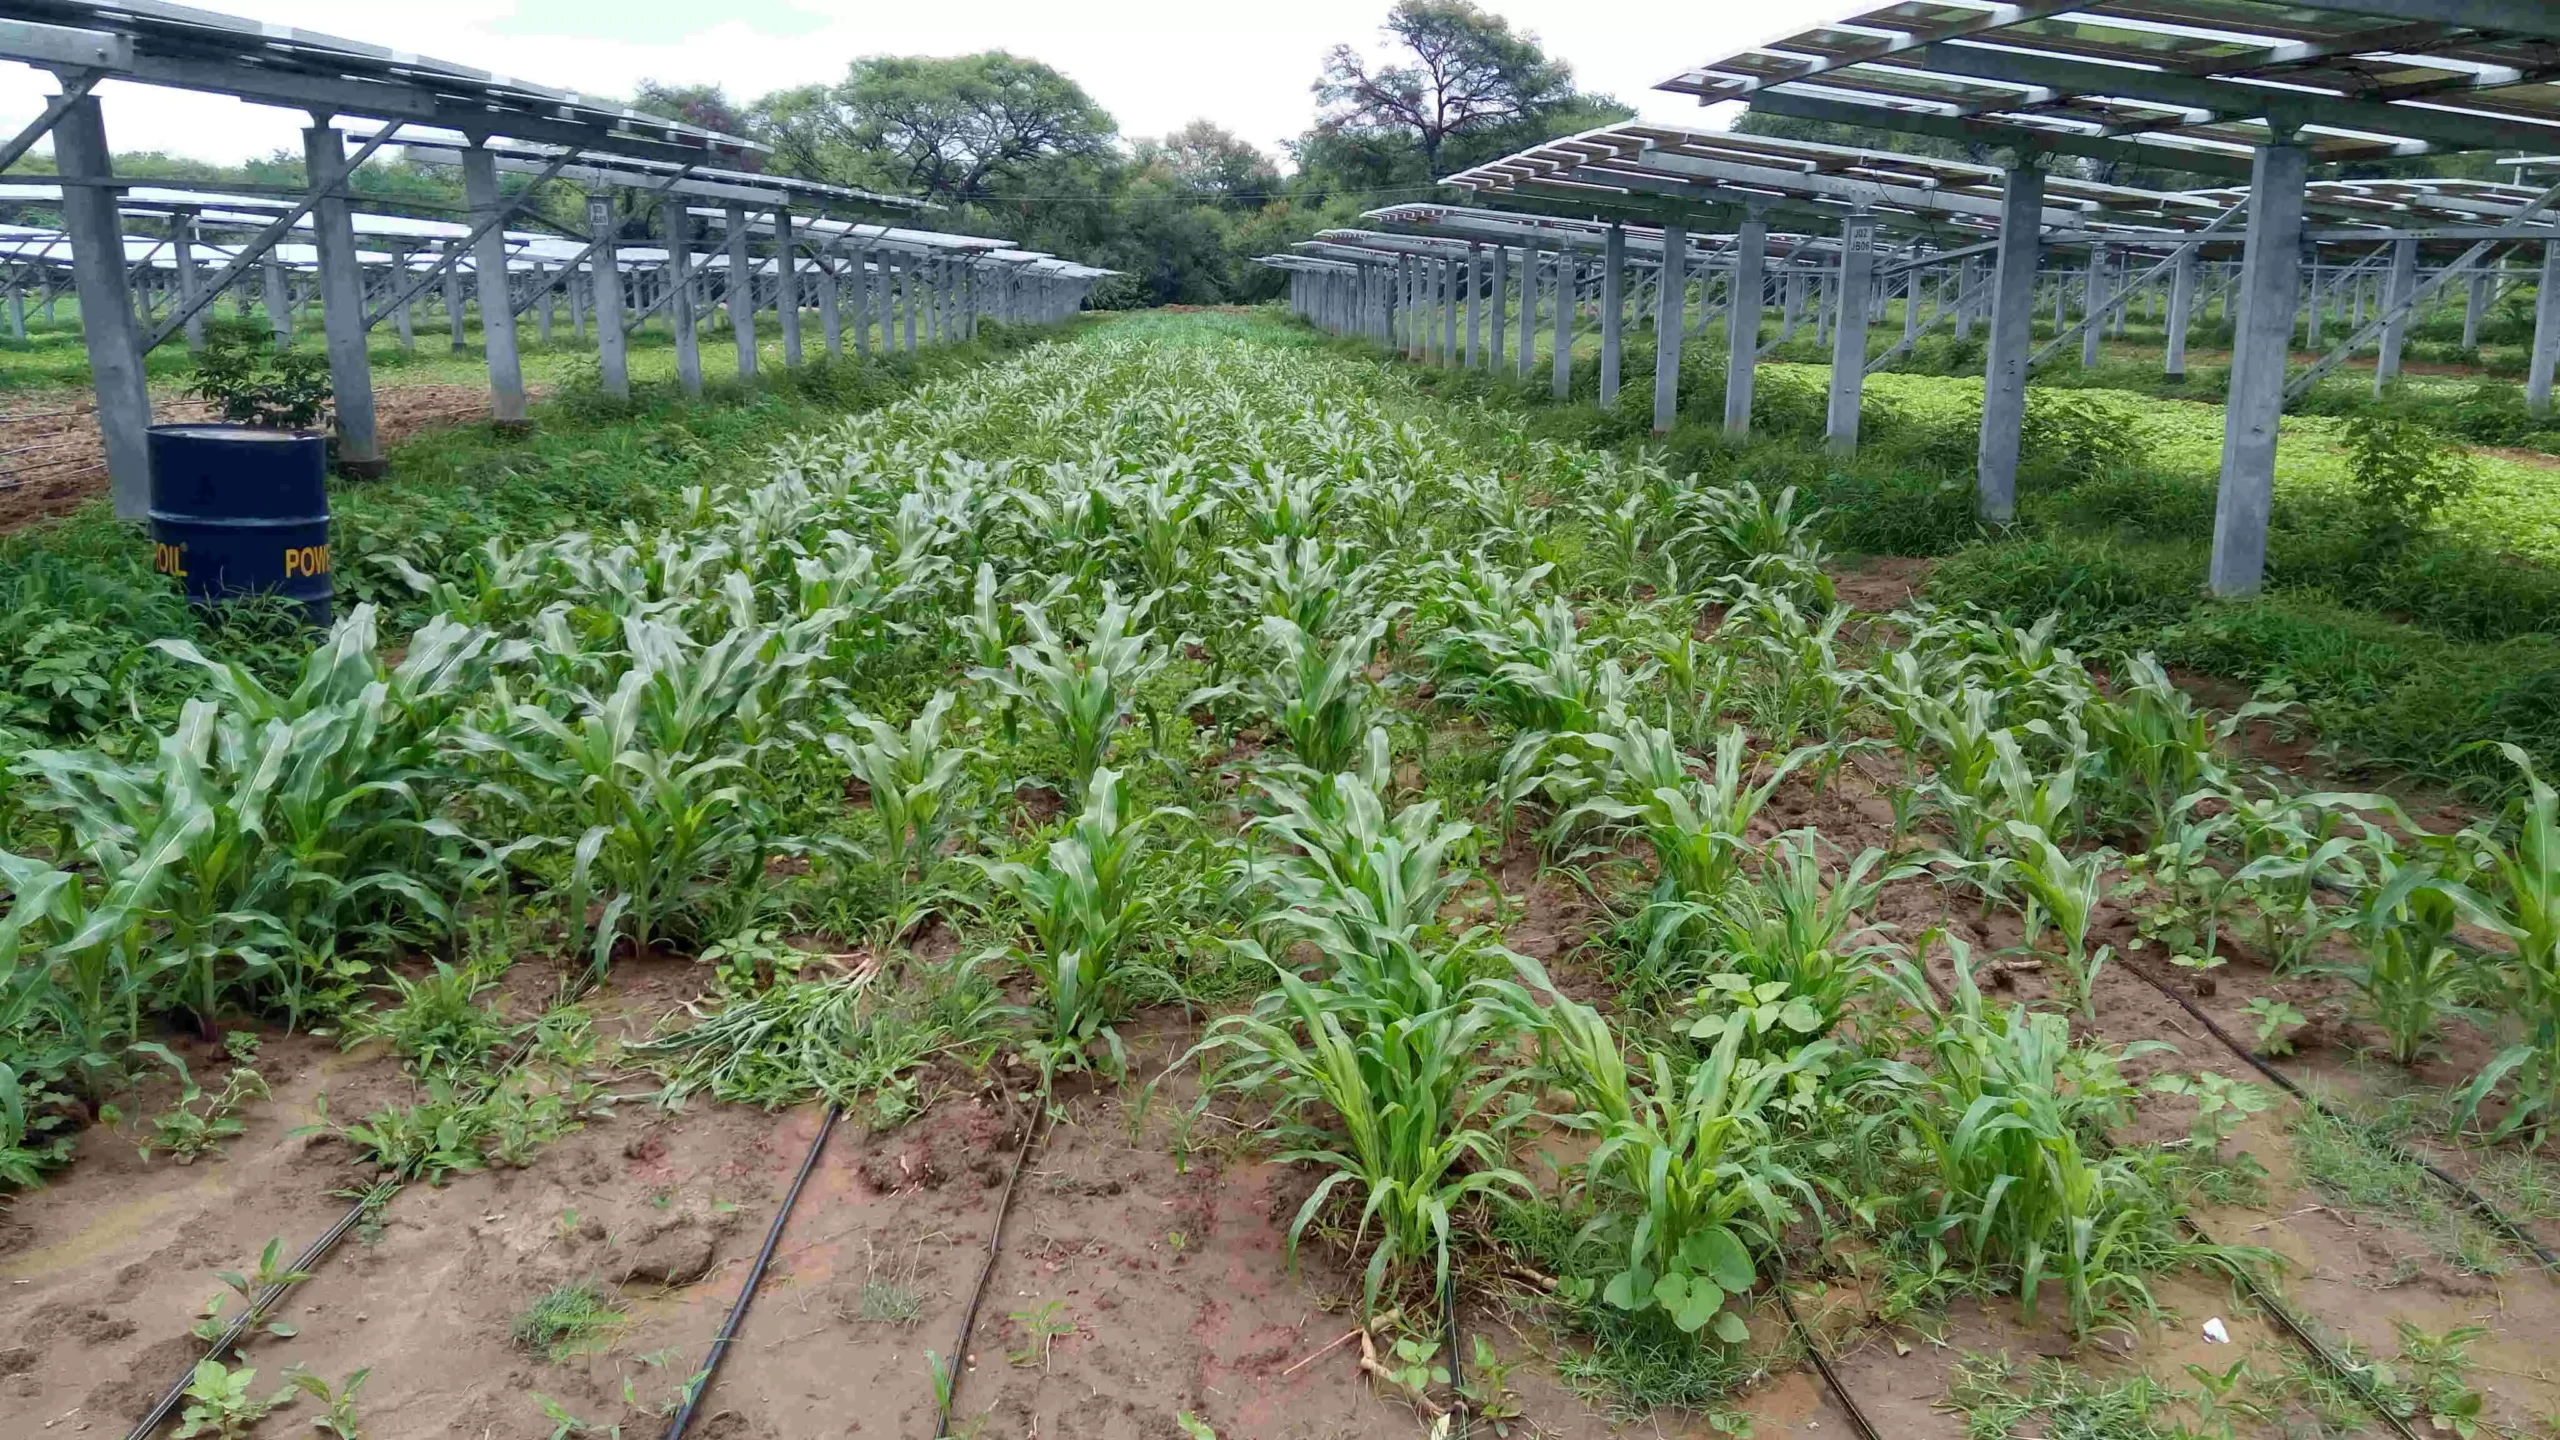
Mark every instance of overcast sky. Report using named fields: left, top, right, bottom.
left=0, top=0, right=1857, bottom=168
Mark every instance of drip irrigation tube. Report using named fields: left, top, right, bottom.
left=124, top=962, right=615, bottom=1440
left=121, top=1178, right=397, bottom=1440
left=1907, top=959, right=2429, bottom=1440
left=1441, top=1270, right=1468, bottom=1440
left=2115, top=954, right=2560, bottom=1270
left=662, top=1103, right=841, bottom=1440
left=1771, top=1268, right=1883, bottom=1440
left=934, top=1083, right=1051, bottom=1439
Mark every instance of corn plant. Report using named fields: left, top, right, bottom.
left=469, top=663, right=772, bottom=959
left=1238, top=614, right=1395, bottom=777
left=2461, top=746, right=2560, bottom=1140
left=1219, top=536, right=1383, bottom=639
left=2000, top=822, right=2116, bottom=1019
left=1559, top=724, right=1821, bottom=901
left=1881, top=947, right=2251, bottom=1338
left=2332, top=859, right=2497, bottom=1066
left=2083, top=654, right=2283, bottom=841
left=1196, top=963, right=1530, bottom=1314
left=826, top=691, right=976, bottom=930
left=975, top=590, right=1174, bottom=800
left=974, top=767, right=1173, bottom=1075
left=1671, top=835, right=1896, bottom=1038
left=1234, top=769, right=1486, bottom=1006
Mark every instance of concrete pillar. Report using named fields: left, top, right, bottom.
left=819, top=252, right=843, bottom=359
left=1599, top=224, right=1625, bottom=406
left=2463, top=258, right=2494, bottom=352
left=2082, top=246, right=2107, bottom=368
left=173, top=212, right=206, bottom=353
left=1653, top=223, right=1686, bottom=435
left=1463, top=245, right=1482, bottom=367
left=1780, top=270, right=1801, bottom=340
left=2530, top=240, right=2560, bottom=417
left=306, top=124, right=385, bottom=473
left=2375, top=237, right=2418, bottom=393
left=775, top=209, right=803, bottom=369
left=2211, top=141, right=2311, bottom=598
left=1904, top=263, right=1921, bottom=347
left=1551, top=250, right=1575, bottom=399
left=2166, top=243, right=2197, bottom=379
left=1825, top=212, right=1877, bottom=452
left=723, top=205, right=756, bottom=379
left=662, top=197, right=702, bottom=399
left=534, top=267, right=554, bottom=345
left=1725, top=210, right=1768, bottom=438
left=459, top=144, right=527, bottom=430
left=1978, top=165, right=2046, bottom=525
left=386, top=246, right=416, bottom=350
left=439, top=255, right=464, bottom=352
left=587, top=197, right=627, bottom=401
left=1515, top=246, right=1538, bottom=379
left=7, top=281, right=22, bottom=340
left=1489, top=245, right=1508, bottom=371
left=263, top=258, right=293, bottom=344
left=902, top=255, right=918, bottom=353
left=55, top=94, right=152, bottom=519
left=853, top=250, right=873, bottom=359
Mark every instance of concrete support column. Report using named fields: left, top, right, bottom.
left=587, top=197, right=627, bottom=401
left=662, top=197, right=702, bottom=399
left=902, top=256, right=918, bottom=353
left=439, top=256, right=464, bottom=352
left=853, top=250, right=873, bottom=359
left=1904, top=263, right=1921, bottom=347
left=1515, top=246, right=1538, bottom=379
left=2211, top=140, right=2311, bottom=598
left=1551, top=250, right=1575, bottom=399
left=7, top=281, right=22, bottom=340
left=2530, top=240, right=2560, bottom=417
left=724, top=205, right=757, bottom=379
left=308, top=124, right=385, bottom=472
left=535, top=267, right=555, bottom=345
left=55, top=94, right=152, bottom=518
left=2463, top=258, right=2494, bottom=352
left=1463, top=245, right=1483, bottom=367
left=1977, top=164, right=2046, bottom=525
left=1599, top=224, right=1625, bottom=406
left=2375, top=237, right=2418, bottom=393
left=2081, top=246, right=2107, bottom=369
left=819, top=251, right=843, bottom=359
left=263, top=258, right=294, bottom=344
left=1489, top=245, right=1508, bottom=371
left=1652, top=223, right=1686, bottom=435
left=2165, top=242, right=2197, bottom=379
left=1825, top=212, right=1877, bottom=452
left=776, top=208, right=802, bottom=369
left=461, top=143, right=525, bottom=430
left=173, top=212, right=206, bottom=353
left=388, top=246, right=415, bottom=350
left=1725, top=210, right=1769, bottom=438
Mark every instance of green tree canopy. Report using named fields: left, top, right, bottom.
left=1312, top=0, right=1622, bottom=179
left=759, top=53, right=1117, bottom=206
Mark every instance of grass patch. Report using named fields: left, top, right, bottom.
left=2286, top=1102, right=2511, bottom=1276
left=511, top=1279, right=627, bottom=1362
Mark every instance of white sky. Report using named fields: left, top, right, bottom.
left=0, top=0, right=1859, bottom=168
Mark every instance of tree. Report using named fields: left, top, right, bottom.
left=1133, top=121, right=1281, bottom=210
left=635, top=81, right=763, bottom=168
left=1313, top=0, right=1611, bottom=178
left=780, top=53, right=1117, bottom=206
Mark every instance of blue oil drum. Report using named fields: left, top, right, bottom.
left=146, top=424, right=332, bottom=625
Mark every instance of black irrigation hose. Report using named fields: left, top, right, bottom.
left=2115, top=952, right=2560, bottom=1270
left=121, top=1177, right=398, bottom=1440
left=1441, top=1269, right=1468, bottom=1440
left=1905, top=960, right=2428, bottom=1439
left=2179, top=1213, right=2427, bottom=1440
left=934, top=1081, right=1052, bottom=1439
left=1771, top=1265, right=1884, bottom=1440
left=662, top=1103, right=842, bottom=1440
left=124, top=960, right=616, bottom=1440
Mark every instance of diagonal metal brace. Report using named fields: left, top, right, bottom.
left=145, top=124, right=406, bottom=352
left=2286, top=175, right=2560, bottom=403
left=362, top=146, right=581, bottom=331
left=0, top=72, right=97, bottom=176
left=506, top=163, right=700, bottom=319
left=2027, top=199, right=2249, bottom=370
